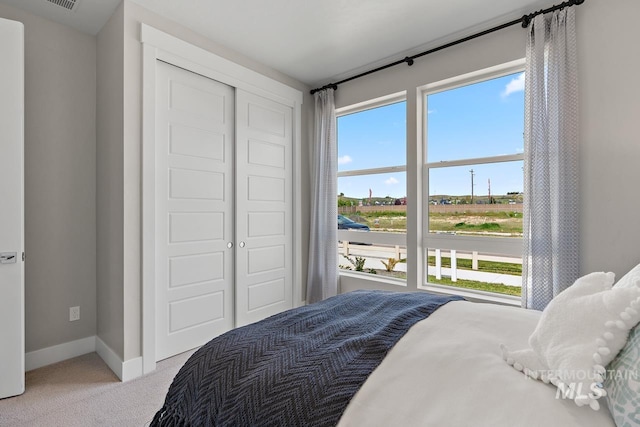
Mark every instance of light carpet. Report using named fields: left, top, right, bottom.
left=0, top=350, right=194, bottom=426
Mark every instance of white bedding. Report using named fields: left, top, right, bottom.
left=338, top=300, right=615, bottom=427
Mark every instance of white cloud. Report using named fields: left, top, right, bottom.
left=338, top=155, right=352, bottom=165
left=502, top=73, right=525, bottom=98
left=385, top=176, right=399, bottom=185
left=427, top=109, right=436, bottom=115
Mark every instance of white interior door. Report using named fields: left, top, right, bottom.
left=0, top=17, right=25, bottom=399
left=235, top=90, right=293, bottom=327
left=155, top=61, right=235, bottom=360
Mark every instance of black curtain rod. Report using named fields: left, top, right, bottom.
left=310, top=0, right=584, bottom=95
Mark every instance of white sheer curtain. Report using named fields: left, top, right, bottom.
left=307, top=89, right=338, bottom=304
left=522, top=8, right=579, bottom=310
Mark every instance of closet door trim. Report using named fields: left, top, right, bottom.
left=141, top=24, right=303, bottom=375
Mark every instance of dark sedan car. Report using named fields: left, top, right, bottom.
left=338, top=214, right=370, bottom=231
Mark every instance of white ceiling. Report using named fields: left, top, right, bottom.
left=0, top=0, right=120, bottom=35
left=0, top=0, right=555, bottom=86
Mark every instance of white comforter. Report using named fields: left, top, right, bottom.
left=338, top=300, right=615, bottom=427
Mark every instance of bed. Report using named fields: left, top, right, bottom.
left=151, top=267, right=640, bottom=427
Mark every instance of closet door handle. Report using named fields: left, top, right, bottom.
left=227, top=242, right=233, bottom=249
left=239, top=241, right=246, bottom=248
left=0, top=252, right=17, bottom=264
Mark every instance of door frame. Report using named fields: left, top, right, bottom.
left=0, top=17, right=25, bottom=399
left=141, top=24, right=303, bottom=374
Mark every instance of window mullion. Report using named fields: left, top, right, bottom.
left=426, top=153, right=524, bottom=169
left=338, top=165, right=407, bottom=178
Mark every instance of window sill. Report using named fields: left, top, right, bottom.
left=419, top=283, right=521, bottom=307
left=338, top=271, right=521, bottom=307
left=339, top=270, right=407, bottom=287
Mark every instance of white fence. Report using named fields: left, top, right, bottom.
left=339, top=240, right=522, bottom=286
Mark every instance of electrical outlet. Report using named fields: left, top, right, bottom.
left=69, top=306, right=80, bottom=322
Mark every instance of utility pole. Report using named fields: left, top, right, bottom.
left=488, top=178, right=491, bottom=204
left=469, top=169, right=475, bottom=204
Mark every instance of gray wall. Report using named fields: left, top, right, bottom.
left=0, top=3, right=97, bottom=352
left=577, top=0, right=639, bottom=278
left=96, top=2, right=125, bottom=358
left=335, top=0, right=640, bottom=290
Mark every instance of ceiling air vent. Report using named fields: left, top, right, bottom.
left=45, top=0, right=78, bottom=12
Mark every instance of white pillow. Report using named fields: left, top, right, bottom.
left=614, top=262, right=640, bottom=289
left=501, top=272, right=640, bottom=411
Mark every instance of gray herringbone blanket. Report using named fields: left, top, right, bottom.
left=151, top=290, right=462, bottom=426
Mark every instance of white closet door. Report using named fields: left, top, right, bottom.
left=155, top=61, right=234, bottom=360
left=235, top=90, right=293, bottom=327
left=0, top=17, right=25, bottom=399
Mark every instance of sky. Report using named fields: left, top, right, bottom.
left=337, top=72, right=525, bottom=200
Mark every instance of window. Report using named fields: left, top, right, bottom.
left=335, top=61, right=526, bottom=301
left=336, top=96, right=407, bottom=280
left=422, top=66, right=525, bottom=297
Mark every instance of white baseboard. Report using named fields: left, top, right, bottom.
left=122, top=355, right=143, bottom=382
left=26, top=336, right=96, bottom=371
left=26, top=335, right=144, bottom=382
left=95, top=336, right=143, bottom=382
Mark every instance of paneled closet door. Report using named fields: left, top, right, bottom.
left=0, top=17, right=25, bottom=399
left=154, top=61, right=235, bottom=360
left=235, top=90, right=293, bottom=327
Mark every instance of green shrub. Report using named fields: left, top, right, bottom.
left=342, top=255, right=366, bottom=272
left=479, top=223, right=501, bottom=230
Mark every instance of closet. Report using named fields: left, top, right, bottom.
left=153, top=60, right=294, bottom=360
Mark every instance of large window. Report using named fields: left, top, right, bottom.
left=335, top=61, right=526, bottom=301
left=422, top=67, right=525, bottom=297
left=336, top=96, right=407, bottom=280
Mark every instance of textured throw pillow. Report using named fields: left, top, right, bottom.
left=615, top=262, right=640, bottom=289
left=501, top=272, right=640, bottom=411
left=605, top=315, right=640, bottom=425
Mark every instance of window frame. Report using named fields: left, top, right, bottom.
left=420, top=59, right=526, bottom=291
left=335, top=59, right=526, bottom=304
left=336, top=92, right=408, bottom=260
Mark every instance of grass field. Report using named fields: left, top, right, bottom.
left=427, top=255, right=522, bottom=275
left=345, top=209, right=523, bottom=236
left=372, top=270, right=521, bottom=296
left=429, top=211, right=522, bottom=236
